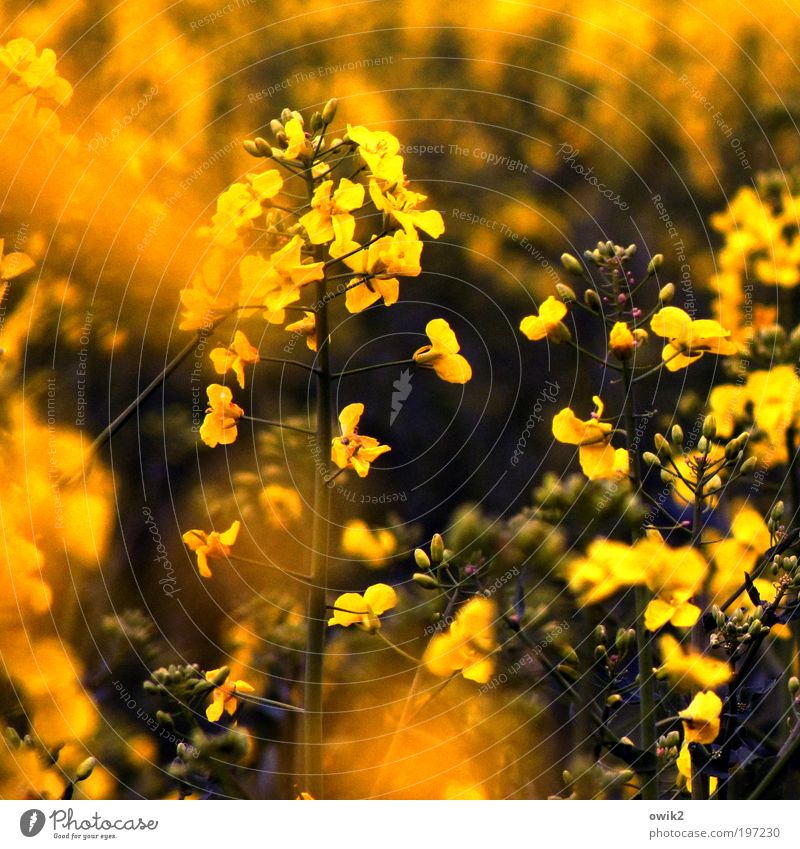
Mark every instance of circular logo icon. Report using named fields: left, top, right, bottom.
left=19, top=809, right=46, bottom=837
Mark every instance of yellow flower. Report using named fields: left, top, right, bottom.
left=182, top=520, right=241, bottom=578
left=679, top=691, right=723, bottom=744
left=413, top=318, right=472, bottom=383
left=676, top=743, right=717, bottom=794
left=650, top=307, right=737, bottom=371
left=260, top=485, right=303, bottom=527
left=658, top=634, right=732, bottom=692
left=178, top=249, right=238, bottom=331
left=285, top=311, right=317, bottom=351
left=299, top=178, right=365, bottom=245
left=199, top=171, right=283, bottom=245
left=210, top=330, right=260, bottom=389
left=0, top=238, right=35, bottom=282
left=609, top=322, right=636, bottom=360
left=708, top=503, right=770, bottom=606
left=342, top=520, right=397, bottom=568
left=423, top=597, right=497, bottom=684
left=204, top=668, right=255, bottom=721
left=346, top=124, right=405, bottom=185
left=331, top=218, right=423, bottom=313
left=519, top=296, right=571, bottom=343
left=565, top=539, right=642, bottom=605
left=552, top=395, right=629, bottom=480
left=199, top=384, right=244, bottom=448
left=644, top=589, right=701, bottom=631
left=0, top=38, right=72, bottom=104
left=283, top=117, right=314, bottom=160
left=669, top=444, right=725, bottom=507
left=369, top=179, right=445, bottom=238
left=295, top=791, right=315, bottom=800
left=328, top=583, right=398, bottom=631
left=239, top=236, right=324, bottom=324
left=331, top=403, right=391, bottom=477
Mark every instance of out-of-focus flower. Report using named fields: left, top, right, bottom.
left=644, top=589, right=700, bottom=631
left=369, top=179, right=445, bottom=238
left=210, top=330, right=260, bottom=388
left=0, top=38, right=72, bottom=104
left=552, top=395, right=629, bottom=480
left=519, top=296, right=571, bottom=343
left=299, top=177, right=365, bottom=244
left=178, top=249, right=238, bottom=331
left=328, top=583, right=398, bottom=631
left=669, top=444, right=725, bottom=507
left=423, top=597, right=497, bottom=684
left=413, top=318, right=472, bottom=383
left=676, top=744, right=717, bottom=794
left=0, top=740, right=66, bottom=799
left=331, top=403, right=391, bottom=477
left=710, top=366, right=800, bottom=467
left=285, top=311, right=317, bottom=351
left=260, top=485, right=303, bottom=527
left=347, top=124, right=405, bottom=184
left=204, top=668, right=255, bottom=721
left=295, top=791, right=315, bottom=800
left=182, top=520, right=241, bottom=578
left=650, top=307, right=737, bottom=371
left=564, top=539, right=641, bottom=605
left=658, top=635, right=732, bottom=692
left=0, top=238, right=35, bottom=282
left=679, top=691, right=723, bottom=744
left=341, top=520, right=397, bottom=568
left=199, top=384, right=244, bottom=447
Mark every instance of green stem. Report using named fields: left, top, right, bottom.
left=331, top=359, right=414, bottom=380
left=302, top=170, right=332, bottom=799
left=621, top=359, right=657, bottom=800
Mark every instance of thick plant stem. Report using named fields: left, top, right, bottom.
left=302, top=177, right=332, bottom=799
left=622, top=361, right=657, bottom=799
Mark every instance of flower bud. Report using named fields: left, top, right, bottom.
left=658, top=282, right=675, bottom=304
left=741, top=456, right=758, bottom=475
left=75, top=757, right=97, bottom=782
left=243, top=139, right=260, bottom=157
left=430, top=533, right=445, bottom=564
left=606, top=693, right=623, bottom=707
left=647, top=254, right=664, bottom=276
left=789, top=677, right=800, bottom=697
left=309, top=111, right=323, bottom=133
left=413, top=572, right=440, bottom=590
left=660, top=469, right=673, bottom=485
left=702, top=414, right=717, bottom=440
left=209, top=666, right=230, bottom=687
left=560, top=253, right=584, bottom=276
left=555, top=282, right=577, bottom=302
left=642, top=451, right=660, bottom=468
left=584, top=289, right=603, bottom=312
left=414, top=548, right=431, bottom=570
left=322, top=98, right=338, bottom=125
left=654, top=433, right=672, bottom=460
left=697, top=436, right=709, bottom=454
left=609, top=322, right=635, bottom=360
left=773, top=501, right=785, bottom=521
left=670, top=424, right=684, bottom=447
left=271, top=118, right=285, bottom=136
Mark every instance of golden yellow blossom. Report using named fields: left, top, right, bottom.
left=0, top=38, right=72, bottom=105
left=369, top=179, right=445, bottom=238
left=285, top=311, right=317, bottom=351
left=328, top=583, right=398, bottom=631
left=331, top=403, right=391, bottom=477
left=260, top=485, right=303, bottom=527
left=283, top=117, right=313, bottom=160
left=519, top=296, right=570, bottom=342
left=676, top=743, right=717, bottom=795
left=680, top=691, right=723, bottom=744
left=552, top=395, right=629, bottom=480
left=199, top=384, right=244, bottom=447
left=199, top=171, right=283, bottom=245
left=413, top=318, right=472, bottom=383
left=239, top=236, right=325, bottom=323
left=658, top=635, right=732, bottom=692
left=346, top=124, right=405, bottom=184
left=0, top=238, right=35, bottom=283
left=210, top=330, right=260, bottom=389
left=609, top=322, right=636, bottom=359
left=423, top=597, right=497, bottom=684
left=182, top=520, right=241, bottom=578
left=204, top=668, right=255, bottom=721
left=650, top=307, right=737, bottom=371
left=299, top=177, right=365, bottom=244
left=341, top=520, right=397, bottom=568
